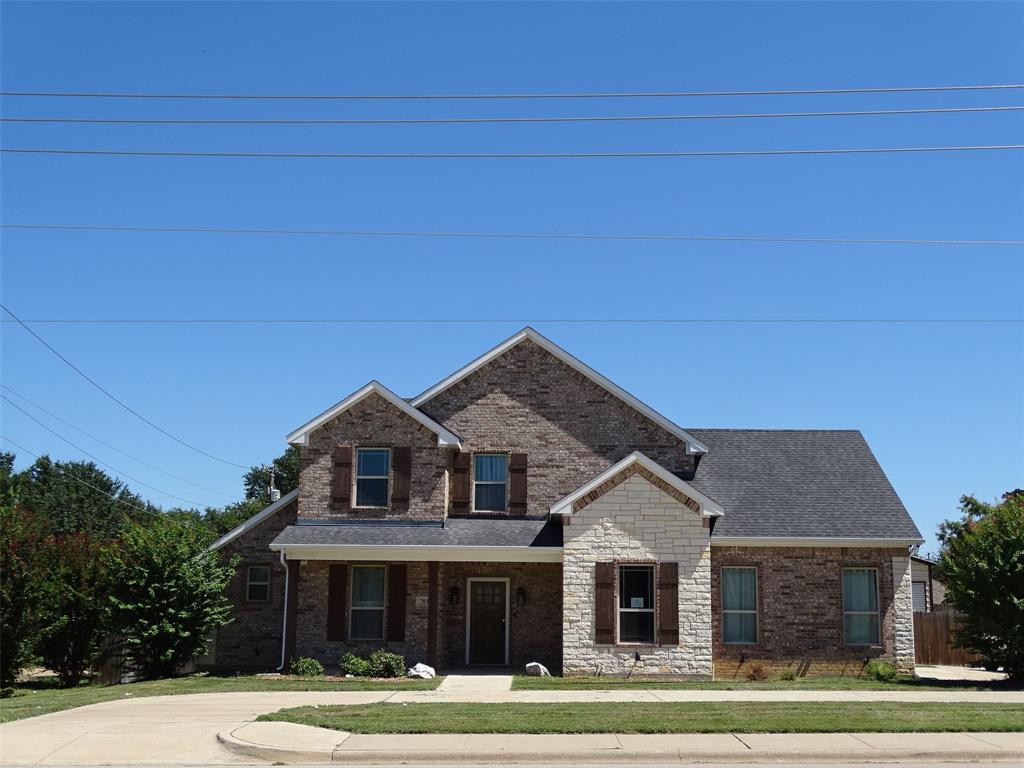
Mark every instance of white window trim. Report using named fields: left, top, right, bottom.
left=473, top=453, right=509, bottom=513
left=349, top=564, right=387, bottom=641
left=720, top=566, right=758, bottom=645
left=617, top=564, right=656, bottom=645
left=355, top=447, right=391, bottom=509
left=465, top=577, right=510, bottom=666
left=842, top=567, right=881, bottom=646
left=246, top=565, right=271, bottom=602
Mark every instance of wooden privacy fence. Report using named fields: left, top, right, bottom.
left=914, top=611, right=981, bottom=666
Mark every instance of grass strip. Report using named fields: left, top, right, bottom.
left=0, top=673, right=442, bottom=723
left=259, top=701, right=1024, bottom=734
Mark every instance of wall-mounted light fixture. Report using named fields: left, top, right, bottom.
left=515, top=587, right=527, bottom=606
left=449, top=586, right=460, bottom=606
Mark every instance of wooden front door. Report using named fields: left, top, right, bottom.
left=467, top=580, right=507, bottom=665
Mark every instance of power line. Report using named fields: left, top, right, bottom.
left=4, top=145, right=1022, bottom=160
left=2, top=83, right=1022, bottom=100
left=2, top=395, right=211, bottom=508
left=4, top=105, right=1022, bottom=125
left=3, top=223, right=1021, bottom=246
left=0, top=303, right=250, bottom=469
left=0, top=433, right=158, bottom=516
left=0, top=384, right=242, bottom=500
left=0, top=318, right=1019, bottom=325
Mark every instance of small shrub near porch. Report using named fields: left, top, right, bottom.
left=340, top=650, right=406, bottom=678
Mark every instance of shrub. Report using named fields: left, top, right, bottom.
left=290, top=657, right=325, bottom=677
left=864, top=659, right=897, bottom=682
left=0, top=504, right=49, bottom=687
left=777, top=667, right=797, bottom=681
left=368, top=649, right=405, bottom=678
left=744, top=663, right=769, bottom=681
left=340, top=652, right=371, bottom=677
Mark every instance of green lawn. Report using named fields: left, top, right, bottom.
left=512, top=674, right=1009, bottom=691
left=259, top=701, right=1024, bottom=734
left=0, top=673, right=442, bottom=723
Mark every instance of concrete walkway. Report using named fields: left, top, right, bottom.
left=219, top=723, right=1024, bottom=764
left=2, top=686, right=1023, bottom=765
left=437, top=674, right=514, bottom=692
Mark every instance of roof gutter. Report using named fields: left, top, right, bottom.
left=710, top=536, right=925, bottom=548
left=270, top=543, right=563, bottom=563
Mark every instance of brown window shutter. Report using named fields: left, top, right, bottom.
left=451, top=452, right=471, bottom=513
left=595, top=562, right=615, bottom=645
left=327, top=564, right=348, bottom=641
left=658, top=561, right=679, bottom=646
left=509, top=453, right=528, bottom=515
left=387, top=564, right=407, bottom=642
left=331, top=446, right=353, bottom=509
left=391, top=447, right=411, bottom=511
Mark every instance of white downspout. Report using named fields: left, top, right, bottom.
left=277, top=549, right=289, bottom=672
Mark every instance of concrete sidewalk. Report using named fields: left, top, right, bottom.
left=219, top=722, right=1024, bottom=764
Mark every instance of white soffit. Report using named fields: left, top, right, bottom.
left=410, top=327, right=708, bottom=455
left=209, top=489, right=299, bottom=551
left=286, top=381, right=462, bottom=447
left=550, top=451, right=724, bottom=518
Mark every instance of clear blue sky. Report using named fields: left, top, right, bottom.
left=2, top=1, right=1022, bottom=553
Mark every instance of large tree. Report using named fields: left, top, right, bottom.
left=936, top=490, right=1024, bottom=681
left=242, top=445, right=299, bottom=505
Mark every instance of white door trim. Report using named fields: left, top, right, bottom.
left=465, top=577, right=510, bottom=666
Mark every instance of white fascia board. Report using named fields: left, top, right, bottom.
left=286, top=380, right=461, bottom=448
left=209, top=489, right=299, bottom=551
left=711, top=536, right=925, bottom=548
left=410, top=327, right=708, bottom=455
left=268, top=543, right=563, bottom=563
left=549, top=451, right=724, bottom=518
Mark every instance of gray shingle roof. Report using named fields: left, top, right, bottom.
left=271, top=517, right=562, bottom=549
left=687, top=429, right=922, bottom=541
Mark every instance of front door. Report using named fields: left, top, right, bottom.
left=467, top=579, right=507, bottom=665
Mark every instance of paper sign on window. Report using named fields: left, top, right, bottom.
left=630, top=597, right=645, bottom=608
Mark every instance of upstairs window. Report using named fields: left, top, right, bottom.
left=356, top=448, right=390, bottom=508
left=721, top=567, right=758, bottom=644
left=350, top=565, right=386, bottom=639
left=843, top=568, right=880, bottom=645
left=474, top=454, right=508, bottom=512
left=246, top=565, right=270, bottom=602
left=618, top=564, right=655, bottom=643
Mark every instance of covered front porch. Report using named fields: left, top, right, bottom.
left=269, top=517, right=563, bottom=674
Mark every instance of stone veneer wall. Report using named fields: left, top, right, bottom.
left=562, top=473, right=712, bottom=677
left=417, top=339, right=697, bottom=519
left=710, top=546, right=913, bottom=677
left=212, top=497, right=297, bottom=671
left=439, top=562, right=563, bottom=671
left=293, top=560, right=432, bottom=666
left=299, top=393, right=449, bottom=521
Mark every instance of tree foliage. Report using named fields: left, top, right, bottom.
left=936, top=490, right=1024, bottom=681
left=107, top=517, right=238, bottom=679
left=243, top=446, right=299, bottom=505
left=0, top=503, right=50, bottom=687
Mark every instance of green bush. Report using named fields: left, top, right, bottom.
left=744, top=663, right=769, bottom=681
left=340, top=652, right=371, bottom=677
left=777, top=667, right=797, bottom=681
left=864, top=659, right=897, bottom=682
left=368, top=649, right=406, bottom=678
left=290, top=657, right=325, bottom=677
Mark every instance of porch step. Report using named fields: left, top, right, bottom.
left=437, top=674, right=513, bottom=692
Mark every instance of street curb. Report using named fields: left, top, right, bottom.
left=216, top=728, right=1024, bottom=764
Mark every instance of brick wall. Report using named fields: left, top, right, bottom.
left=562, top=472, right=713, bottom=677
left=710, top=546, right=912, bottom=677
left=293, top=560, right=432, bottom=667
left=299, top=393, right=449, bottom=521
left=418, top=339, right=696, bottom=519
left=440, top=562, right=563, bottom=672
left=212, top=498, right=296, bottom=671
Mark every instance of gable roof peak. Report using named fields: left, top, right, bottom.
left=411, top=327, right=708, bottom=454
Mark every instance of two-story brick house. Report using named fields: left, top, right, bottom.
left=210, top=327, right=922, bottom=677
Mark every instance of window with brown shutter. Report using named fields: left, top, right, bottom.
left=658, top=562, right=680, bottom=646
left=509, top=453, right=527, bottom=515
left=451, top=452, right=471, bottom=513
left=326, top=564, right=348, bottom=641
left=331, top=446, right=353, bottom=509
left=387, top=564, right=407, bottom=642
left=594, top=562, right=615, bottom=644
left=391, top=447, right=411, bottom=511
